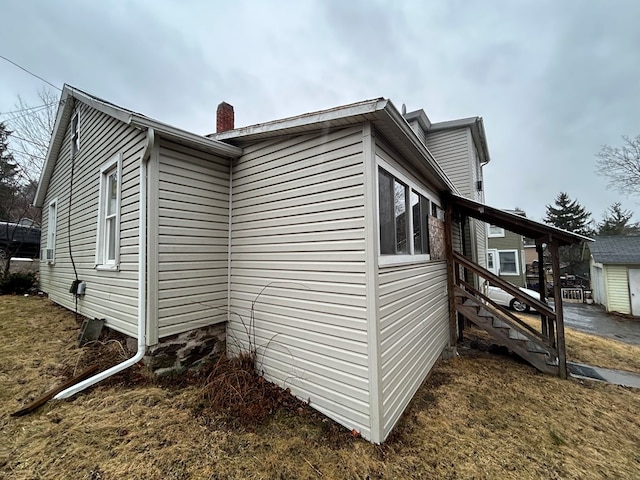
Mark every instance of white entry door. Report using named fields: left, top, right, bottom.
left=629, top=269, right=640, bottom=316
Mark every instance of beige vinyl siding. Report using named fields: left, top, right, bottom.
left=379, top=261, right=449, bottom=438
left=229, top=126, right=371, bottom=438
left=40, top=102, right=146, bottom=337
left=408, top=120, right=426, bottom=145
left=154, top=141, right=230, bottom=339
left=605, top=265, right=630, bottom=314
left=475, top=219, right=487, bottom=268
left=426, top=129, right=472, bottom=197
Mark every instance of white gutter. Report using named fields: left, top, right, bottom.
left=55, top=128, right=155, bottom=399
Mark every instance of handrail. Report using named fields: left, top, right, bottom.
left=456, top=282, right=552, bottom=348
left=453, top=251, right=556, bottom=319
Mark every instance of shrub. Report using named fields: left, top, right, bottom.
left=0, top=272, right=38, bottom=295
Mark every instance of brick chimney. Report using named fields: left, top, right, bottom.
left=216, top=102, right=234, bottom=133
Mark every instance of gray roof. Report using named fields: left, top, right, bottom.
left=589, top=236, right=640, bottom=264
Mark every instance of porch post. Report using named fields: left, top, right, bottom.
left=536, top=242, right=548, bottom=337
left=444, top=200, right=458, bottom=348
left=549, top=240, right=568, bottom=379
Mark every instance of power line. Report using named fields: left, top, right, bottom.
left=0, top=55, right=61, bottom=91
left=0, top=102, right=57, bottom=116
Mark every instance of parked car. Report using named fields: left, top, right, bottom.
left=486, top=283, right=546, bottom=313
left=0, top=220, right=41, bottom=259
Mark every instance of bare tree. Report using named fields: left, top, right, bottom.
left=4, top=87, right=57, bottom=186
left=595, top=135, right=640, bottom=197
left=0, top=88, right=58, bottom=274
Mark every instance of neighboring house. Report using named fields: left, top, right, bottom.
left=589, top=236, right=640, bottom=316
left=35, top=85, right=585, bottom=444
left=404, top=110, right=490, bottom=272
left=486, top=211, right=527, bottom=288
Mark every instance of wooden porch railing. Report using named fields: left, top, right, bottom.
left=452, top=251, right=565, bottom=374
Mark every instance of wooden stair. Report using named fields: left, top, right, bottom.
left=455, top=286, right=559, bottom=375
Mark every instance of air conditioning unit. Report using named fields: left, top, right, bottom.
left=40, top=248, right=55, bottom=263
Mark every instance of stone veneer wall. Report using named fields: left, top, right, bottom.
left=138, top=323, right=226, bottom=376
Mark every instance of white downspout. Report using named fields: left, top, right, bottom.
left=55, top=128, right=155, bottom=399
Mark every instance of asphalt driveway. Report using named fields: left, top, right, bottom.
left=561, top=302, right=640, bottom=346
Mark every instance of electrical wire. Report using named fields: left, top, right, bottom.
left=0, top=55, right=61, bottom=91
left=0, top=102, right=57, bottom=116
left=67, top=108, right=79, bottom=321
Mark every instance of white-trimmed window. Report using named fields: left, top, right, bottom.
left=377, top=161, right=438, bottom=266
left=71, top=111, right=80, bottom=157
left=488, top=224, right=505, bottom=237
left=497, top=250, right=519, bottom=275
left=95, top=153, right=122, bottom=269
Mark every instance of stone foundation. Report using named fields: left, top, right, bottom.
left=140, top=323, right=226, bottom=376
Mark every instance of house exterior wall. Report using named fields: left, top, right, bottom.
left=426, top=128, right=487, bottom=271
left=40, top=102, right=146, bottom=337
left=426, top=129, right=472, bottom=197
left=374, top=139, right=450, bottom=441
left=150, top=140, right=230, bottom=341
left=228, top=126, right=372, bottom=438
left=487, top=229, right=526, bottom=287
left=379, top=261, right=448, bottom=438
left=604, top=264, right=631, bottom=314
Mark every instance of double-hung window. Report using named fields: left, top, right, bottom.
left=95, top=153, right=122, bottom=270
left=498, top=250, right=519, bottom=275
left=378, top=163, right=435, bottom=265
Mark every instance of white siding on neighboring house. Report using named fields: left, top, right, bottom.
left=379, top=262, right=449, bottom=438
left=591, top=261, right=606, bottom=308
left=151, top=141, right=230, bottom=341
left=605, top=265, right=631, bottom=314
left=228, top=126, right=371, bottom=438
left=40, top=102, right=146, bottom=337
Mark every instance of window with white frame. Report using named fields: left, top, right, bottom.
left=95, top=153, right=122, bottom=269
left=488, top=224, right=505, bottom=237
left=497, top=250, right=519, bottom=275
left=71, top=111, right=80, bottom=157
left=378, top=164, right=435, bottom=264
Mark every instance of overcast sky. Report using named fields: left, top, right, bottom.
left=1, top=0, right=639, bottom=224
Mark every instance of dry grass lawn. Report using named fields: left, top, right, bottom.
left=1, top=295, right=640, bottom=479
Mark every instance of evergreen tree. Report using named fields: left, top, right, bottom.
left=544, top=192, right=594, bottom=277
left=598, top=202, right=640, bottom=235
left=0, top=122, right=19, bottom=221
left=544, top=192, right=593, bottom=236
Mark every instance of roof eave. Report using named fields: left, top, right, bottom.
left=131, top=116, right=241, bottom=157
left=448, top=193, right=592, bottom=246
left=34, top=86, right=241, bottom=208
left=211, top=98, right=389, bottom=141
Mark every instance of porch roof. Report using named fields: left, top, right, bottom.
left=448, top=194, right=592, bottom=247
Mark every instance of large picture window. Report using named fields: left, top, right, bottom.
left=95, top=153, right=122, bottom=269
left=378, top=165, right=434, bottom=265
